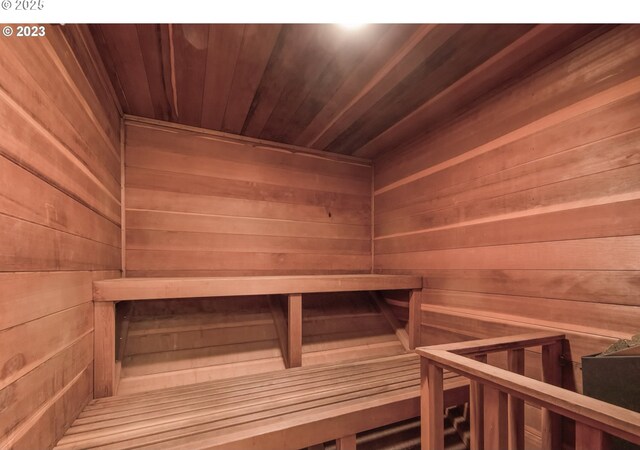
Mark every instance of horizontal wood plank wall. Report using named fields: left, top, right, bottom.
left=124, top=118, right=372, bottom=276
left=373, top=25, right=640, bottom=386
left=0, top=25, right=121, bottom=449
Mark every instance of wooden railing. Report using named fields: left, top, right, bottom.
left=416, top=332, right=640, bottom=450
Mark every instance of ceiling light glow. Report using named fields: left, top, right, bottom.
left=338, top=22, right=366, bottom=30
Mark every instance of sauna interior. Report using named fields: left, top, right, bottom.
left=1, top=23, right=639, bottom=450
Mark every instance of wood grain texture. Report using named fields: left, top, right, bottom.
left=112, top=293, right=408, bottom=395
left=470, top=354, right=487, bottom=450
left=335, top=434, right=356, bottom=450
left=418, top=347, right=640, bottom=448
left=408, top=289, right=422, bottom=350
left=89, top=25, right=600, bottom=155
left=55, top=354, right=469, bottom=450
left=374, top=26, right=640, bottom=446
left=484, top=386, right=508, bottom=450
left=507, top=349, right=525, bottom=450
left=420, top=359, right=444, bottom=450
left=575, top=422, right=610, bottom=450
left=124, top=118, right=372, bottom=276
left=287, top=294, right=303, bottom=368
left=0, top=25, right=121, bottom=449
left=94, top=274, right=421, bottom=301
left=94, top=302, right=116, bottom=398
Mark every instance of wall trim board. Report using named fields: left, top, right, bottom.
left=124, top=115, right=372, bottom=167
left=121, top=116, right=126, bottom=277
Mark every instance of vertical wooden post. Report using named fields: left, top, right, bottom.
left=470, top=354, right=487, bottom=450
left=421, top=358, right=444, bottom=450
left=336, top=434, right=357, bottom=450
left=288, top=293, right=302, bottom=368
left=484, top=385, right=508, bottom=450
left=268, top=295, right=290, bottom=367
left=94, top=301, right=116, bottom=398
left=575, top=422, right=609, bottom=450
left=507, top=349, right=525, bottom=450
left=120, top=118, right=127, bottom=277
left=541, top=341, right=563, bottom=450
left=408, top=289, right=422, bottom=350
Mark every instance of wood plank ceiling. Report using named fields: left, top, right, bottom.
left=90, top=24, right=603, bottom=157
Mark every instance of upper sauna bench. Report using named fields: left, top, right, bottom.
left=92, top=274, right=423, bottom=301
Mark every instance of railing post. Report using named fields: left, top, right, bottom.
left=576, top=422, right=610, bottom=450
left=336, top=434, right=357, bottom=450
left=421, top=358, right=444, bottom=450
left=484, top=385, right=508, bottom=450
left=541, top=340, right=563, bottom=450
left=470, top=354, right=486, bottom=450
left=507, top=349, right=525, bottom=450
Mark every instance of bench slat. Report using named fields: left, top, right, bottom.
left=55, top=354, right=468, bottom=450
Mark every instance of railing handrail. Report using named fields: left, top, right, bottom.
left=417, top=335, right=640, bottom=447
left=422, top=331, right=565, bottom=356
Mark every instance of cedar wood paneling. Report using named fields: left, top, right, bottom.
left=93, top=24, right=601, bottom=154
left=123, top=118, right=373, bottom=276
left=375, top=24, right=640, bottom=356
left=0, top=25, right=121, bottom=448
left=373, top=25, right=640, bottom=446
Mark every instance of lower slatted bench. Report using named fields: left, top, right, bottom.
left=54, top=354, right=469, bottom=450
left=92, top=274, right=423, bottom=398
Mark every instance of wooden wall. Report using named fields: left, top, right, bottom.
left=123, top=118, right=372, bottom=277
left=0, top=26, right=121, bottom=448
left=374, top=25, right=640, bottom=382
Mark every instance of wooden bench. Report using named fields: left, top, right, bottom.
left=54, top=354, right=469, bottom=450
left=93, top=275, right=423, bottom=398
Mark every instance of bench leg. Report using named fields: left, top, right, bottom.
left=288, top=293, right=302, bottom=367
left=336, top=434, right=356, bottom=450
left=408, top=289, right=422, bottom=349
left=94, top=301, right=116, bottom=398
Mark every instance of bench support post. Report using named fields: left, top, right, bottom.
left=94, top=301, right=116, bottom=398
left=268, top=295, right=290, bottom=367
left=408, top=289, right=422, bottom=349
left=288, top=293, right=302, bottom=368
